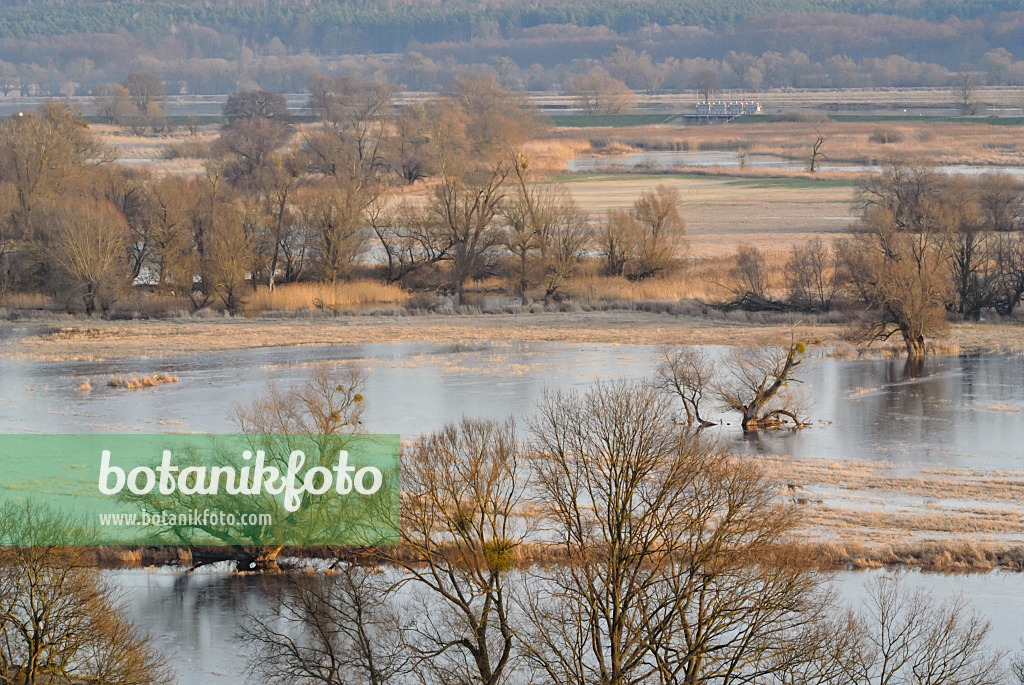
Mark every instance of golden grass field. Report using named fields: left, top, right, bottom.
left=245, top=281, right=410, bottom=313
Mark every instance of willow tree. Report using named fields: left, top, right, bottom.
left=716, top=341, right=809, bottom=429
left=841, top=204, right=952, bottom=359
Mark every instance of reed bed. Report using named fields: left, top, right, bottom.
left=78, top=539, right=1024, bottom=574
left=565, top=273, right=714, bottom=302
left=0, top=292, right=52, bottom=309
left=246, top=281, right=409, bottom=313
left=107, top=373, right=179, bottom=389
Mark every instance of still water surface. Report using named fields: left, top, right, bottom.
left=1, top=340, right=1020, bottom=469
left=111, top=566, right=1024, bottom=684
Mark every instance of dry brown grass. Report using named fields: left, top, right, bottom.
left=107, top=373, right=179, bottom=389
left=521, top=137, right=591, bottom=172
left=0, top=292, right=52, bottom=309
left=550, top=119, right=1024, bottom=167
left=565, top=262, right=735, bottom=303
left=804, top=539, right=1024, bottom=573
left=245, top=281, right=409, bottom=313
left=75, top=379, right=92, bottom=393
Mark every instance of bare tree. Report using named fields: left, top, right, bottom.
left=723, top=244, right=787, bottom=311
left=994, top=232, right=1024, bottom=315
left=716, top=341, right=809, bottom=429
left=224, top=88, right=291, bottom=125
left=524, top=380, right=823, bottom=685
left=693, top=68, right=720, bottom=103
left=94, top=83, right=134, bottom=125
left=977, top=173, right=1024, bottom=231
left=842, top=572, right=1005, bottom=685
left=241, top=565, right=412, bottom=685
left=128, top=365, right=370, bottom=571
left=296, top=182, right=368, bottom=284
left=121, top=71, right=166, bottom=118
left=598, top=185, right=685, bottom=279
left=656, top=346, right=717, bottom=427
left=0, top=502, right=173, bottom=685
left=428, top=106, right=510, bottom=304
left=840, top=204, right=952, bottom=359
left=208, top=202, right=252, bottom=314
left=385, top=418, right=526, bottom=685
left=0, top=101, right=103, bottom=236
left=571, top=68, right=636, bottom=115
left=32, top=196, right=130, bottom=314
left=786, top=238, right=840, bottom=311
left=369, top=198, right=451, bottom=285
left=807, top=132, right=827, bottom=172
left=733, top=244, right=772, bottom=299
left=503, top=155, right=590, bottom=304
left=953, top=67, right=979, bottom=115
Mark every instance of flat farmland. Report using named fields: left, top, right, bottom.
left=559, top=174, right=859, bottom=256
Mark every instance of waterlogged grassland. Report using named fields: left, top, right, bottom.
left=3, top=314, right=1022, bottom=362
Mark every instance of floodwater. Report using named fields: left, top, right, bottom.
left=111, top=565, right=1024, bottom=684
left=2, top=336, right=1023, bottom=683
left=567, top=150, right=1024, bottom=177
left=1, top=339, right=1020, bottom=469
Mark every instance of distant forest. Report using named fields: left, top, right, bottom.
left=2, top=0, right=1024, bottom=96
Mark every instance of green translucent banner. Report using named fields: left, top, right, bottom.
left=0, top=434, right=400, bottom=546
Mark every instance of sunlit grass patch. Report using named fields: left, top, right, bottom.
left=246, top=281, right=409, bottom=313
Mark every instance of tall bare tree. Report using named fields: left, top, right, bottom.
left=31, top=196, right=130, bottom=314
left=503, top=155, right=590, bottom=304
left=386, top=418, right=527, bottom=685
left=524, top=380, right=823, bottom=685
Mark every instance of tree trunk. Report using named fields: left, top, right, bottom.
left=903, top=329, right=926, bottom=360
left=234, top=545, right=283, bottom=572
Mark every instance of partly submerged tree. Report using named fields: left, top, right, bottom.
left=656, top=345, right=717, bottom=427
left=716, top=341, right=809, bottom=429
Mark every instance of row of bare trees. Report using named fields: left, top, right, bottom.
left=0, top=76, right=694, bottom=313
left=724, top=164, right=1024, bottom=359
left=233, top=372, right=1009, bottom=685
